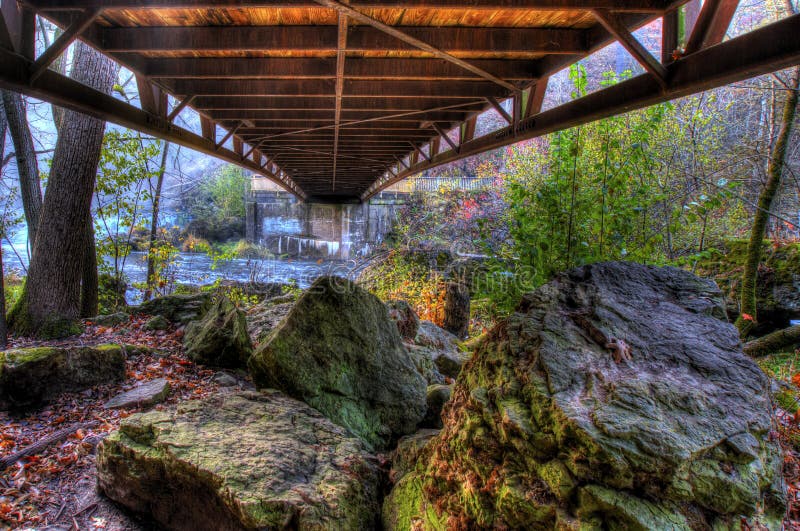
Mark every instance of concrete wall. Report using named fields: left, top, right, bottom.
left=245, top=190, right=407, bottom=260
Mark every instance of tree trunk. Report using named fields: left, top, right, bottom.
left=0, top=96, right=6, bottom=159
left=0, top=246, right=7, bottom=350
left=80, top=209, right=98, bottom=318
left=743, top=325, right=800, bottom=357
left=0, top=100, right=6, bottom=349
left=443, top=281, right=470, bottom=339
left=0, top=90, right=42, bottom=248
left=736, top=67, right=799, bottom=337
left=143, top=141, right=170, bottom=302
left=8, top=43, right=118, bottom=338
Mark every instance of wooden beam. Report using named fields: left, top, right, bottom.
left=216, top=122, right=242, bottom=150
left=231, top=101, right=485, bottom=141
left=332, top=12, right=347, bottom=192
left=211, top=109, right=471, bottom=122
left=592, top=8, right=668, bottom=87
left=394, top=155, right=410, bottom=170
left=461, top=116, right=477, bottom=143
left=29, top=8, right=101, bottom=82
left=200, top=116, right=216, bottom=143
left=2, top=1, right=35, bottom=59
left=432, top=123, right=459, bottom=153
left=486, top=96, right=513, bottom=124
left=362, top=13, right=800, bottom=199
left=684, top=0, right=739, bottom=54
left=661, top=8, right=679, bottom=64
left=430, top=137, right=441, bottom=157
left=409, top=142, right=431, bottom=162
left=136, top=74, right=167, bottom=116
left=524, top=76, right=549, bottom=118
left=242, top=143, right=257, bottom=161
left=193, top=96, right=486, bottom=112
left=100, top=25, right=585, bottom=55
left=167, top=94, right=194, bottom=122
left=312, top=0, right=518, bottom=92
left=0, top=8, right=12, bottom=51
left=164, top=79, right=507, bottom=98
left=0, top=47, right=306, bottom=197
left=144, top=57, right=539, bottom=81
left=27, top=0, right=671, bottom=11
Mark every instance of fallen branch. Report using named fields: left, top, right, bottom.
left=0, top=421, right=99, bottom=469
left=743, top=325, right=800, bottom=357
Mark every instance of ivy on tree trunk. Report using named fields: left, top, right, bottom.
left=736, top=66, right=799, bottom=337
left=8, top=43, right=119, bottom=338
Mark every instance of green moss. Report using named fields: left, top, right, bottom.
left=537, top=459, right=576, bottom=501
left=1, top=346, right=57, bottom=366
left=691, top=239, right=800, bottom=319
left=495, top=477, right=557, bottom=528
left=775, top=390, right=799, bottom=414
left=7, top=292, right=82, bottom=339
left=382, top=474, right=448, bottom=531
left=3, top=276, right=24, bottom=311
left=99, top=392, right=382, bottom=530
left=577, top=485, right=691, bottom=531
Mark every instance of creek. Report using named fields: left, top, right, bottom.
left=2, top=230, right=356, bottom=303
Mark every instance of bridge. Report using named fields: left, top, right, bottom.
left=246, top=174, right=495, bottom=259
left=0, top=1, right=798, bottom=203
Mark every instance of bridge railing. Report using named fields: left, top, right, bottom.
left=384, top=176, right=496, bottom=193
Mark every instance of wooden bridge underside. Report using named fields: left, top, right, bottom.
left=0, top=0, right=798, bottom=202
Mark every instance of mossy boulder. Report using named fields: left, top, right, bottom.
left=183, top=296, right=252, bottom=369
left=391, top=429, right=439, bottom=480
left=0, top=344, right=126, bottom=409
left=136, top=292, right=212, bottom=325
left=405, top=344, right=446, bottom=385
left=384, top=262, right=785, bottom=530
left=245, top=295, right=295, bottom=344
left=248, top=276, right=427, bottom=450
left=143, top=314, right=169, bottom=331
left=694, top=240, right=800, bottom=331
left=415, top=321, right=470, bottom=379
left=97, top=391, right=383, bottom=531
left=89, top=312, right=130, bottom=327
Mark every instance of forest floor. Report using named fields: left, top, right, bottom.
left=0, top=317, right=235, bottom=530
left=0, top=321, right=799, bottom=530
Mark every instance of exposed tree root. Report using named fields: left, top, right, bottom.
left=743, top=325, right=800, bottom=357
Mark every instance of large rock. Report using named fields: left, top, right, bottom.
left=383, top=262, right=785, bottom=530
left=415, top=321, right=469, bottom=379
left=136, top=292, right=212, bottom=325
left=184, top=296, right=252, bottom=369
left=249, top=276, right=427, bottom=450
left=97, top=391, right=383, bottom=531
left=104, top=378, right=170, bottom=410
left=391, top=429, right=439, bottom=480
left=0, top=344, right=126, bottom=409
left=245, top=295, right=295, bottom=344
left=405, top=344, right=445, bottom=386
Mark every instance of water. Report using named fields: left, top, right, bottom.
left=2, top=234, right=356, bottom=303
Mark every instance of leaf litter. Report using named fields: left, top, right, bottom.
left=0, top=315, right=233, bottom=530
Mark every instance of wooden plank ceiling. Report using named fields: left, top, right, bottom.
left=28, top=0, right=684, bottom=200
